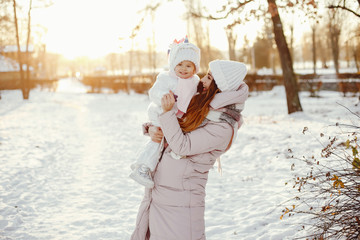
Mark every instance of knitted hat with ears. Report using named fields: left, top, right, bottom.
left=168, top=41, right=201, bottom=74
left=209, top=60, right=247, bottom=92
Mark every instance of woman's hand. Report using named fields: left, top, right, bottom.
left=161, top=90, right=175, bottom=112
left=149, top=126, right=163, bottom=143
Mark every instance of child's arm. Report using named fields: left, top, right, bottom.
left=148, top=72, right=175, bottom=106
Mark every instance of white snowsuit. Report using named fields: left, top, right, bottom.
left=135, top=71, right=199, bottom=171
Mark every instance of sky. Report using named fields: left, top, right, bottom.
left=30, top=0, right=199, bottom=59
left=30, top=0, right=261, bottom=59
left=25, top=0, right=339, bottom=60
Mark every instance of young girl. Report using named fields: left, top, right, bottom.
left=129, top=39, right=201, bottom=188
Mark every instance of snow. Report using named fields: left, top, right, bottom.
left=0, top=78, right=359, bottom=240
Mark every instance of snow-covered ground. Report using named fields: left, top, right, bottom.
left=0, top=78, right=359, bottom=240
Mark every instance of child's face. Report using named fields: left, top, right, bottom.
left=174, top=61, right=196, bottom=79
left=200, top=70, right=213, bottom=91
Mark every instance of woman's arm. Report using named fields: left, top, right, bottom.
left=149, top=126, right=163, bottom=143
left=159, top=111, right=232, bottom=156
left=160, top=92, right=232, bottom=156
left=142, top=123, right=163, bottom=143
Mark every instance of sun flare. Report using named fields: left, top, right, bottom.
left=32, top=0, right=245, bottom=60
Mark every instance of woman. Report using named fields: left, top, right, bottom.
left=131, top=60, right=249, bottom=240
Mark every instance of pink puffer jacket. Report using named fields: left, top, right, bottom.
left=131, top=83, right=249, bottom=240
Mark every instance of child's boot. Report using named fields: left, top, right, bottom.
left=129, top=164, right=154, bottom=188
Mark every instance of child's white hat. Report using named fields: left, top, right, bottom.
left=209, top=60, right=247, bottom=92
left=169, top=42, right=201, bottom=74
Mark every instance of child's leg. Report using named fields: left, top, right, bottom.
left=134, top=139, right=161, bottom=171
left=130, top=138, right=163, bottom=188
left=130, top=104, right=163, bottom=188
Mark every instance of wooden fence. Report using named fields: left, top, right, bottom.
left=81, top=75, right=154, bottom=94
left=81, top=73, right=360, bottom=95
left=0, top=76, right=58, bottom=91
left=243, top=73, right=360, bottom=96
left=1, top=73, right=359, bottom=96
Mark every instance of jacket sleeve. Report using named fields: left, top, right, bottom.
left=159, top=110, right=233, bottom=156
left=210, top=82, right=249, bottom=109
left=149, top=73, right=172, bottom=106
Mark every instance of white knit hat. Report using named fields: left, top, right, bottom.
left=209, top=60, right=247, bottom=92
left=169, top=42, right=201, bottom=74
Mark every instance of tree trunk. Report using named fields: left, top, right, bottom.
left=354, top=48, right=360, bottom=72
left=150, top=11, right=157, bottom=75
left=311, top=25, right=317, bottom=75
left=226, top=29, right=237, bottom=60
left=185, top=0, right=209, bottom=72
left=267, top=0, right=302, bottom=114
left=327, top=9, right=341, bottom=75
left=345, top=40, right=350, bottom=68
left=329, top=25, right=340, bottom=74
left=205, top=23, right=212, bottom=67
left=12, top=0, right=26, bottom=99
left=24, top=0, right=33, bottom=99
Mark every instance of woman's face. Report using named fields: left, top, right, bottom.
left=174, top=61, right=196, bottom=79
left=200, top=70, right=214, bottom=91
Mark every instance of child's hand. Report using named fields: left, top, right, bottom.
left=161, top=90, right=175, bottom=112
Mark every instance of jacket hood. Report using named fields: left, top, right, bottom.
left=210, top=82, right=249, bottom=109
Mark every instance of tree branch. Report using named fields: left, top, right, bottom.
left=191, top=0, right=253, bottom=20
left=327, top=5, right=360, bottom=18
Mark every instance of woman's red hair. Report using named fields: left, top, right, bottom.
left=178, top=80, right=219, bottom=132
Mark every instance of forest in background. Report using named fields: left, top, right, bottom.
left=1, top=0, right=359, bottom=75
left=0, top=0, right=359, bottom=109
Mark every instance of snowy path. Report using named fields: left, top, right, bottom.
left=0, top=78, right=358, bottom=239
left=1, top=79, right=150, bottom=239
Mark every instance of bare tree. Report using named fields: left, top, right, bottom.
left=0, top=0, right=14, bottom=47
left=12, top=0, right=27, bottom=99
left=225, top=21, right=239, bottom=61
left=311, top=24, right=317, bottom=74
left=268, top=0, right=302, bottom=113
left=24, top=0, right=33, bottom=99
left=143, top=2, right=160, bottom=76
left=184, top=0, right=212, bottom=72
left=189, top=0, right=304, bottom=113
left=264, top=18, right=278, bottom=74
left=317, top=25, right=332, bottom=68
left=10, top=0, right=53, bottom=99
left=106, top=53, right=118, bottom=75
left=353, top=44, right=360, bottom=72
left=307, top=9, right=322, bottom=74
left=128, top=17, right=144, bottom=93
left=327, top=7, right=343, bottom=74
left=303, top=21, right=332, bottom=70
left=349, top=26, right=360, bottom=72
